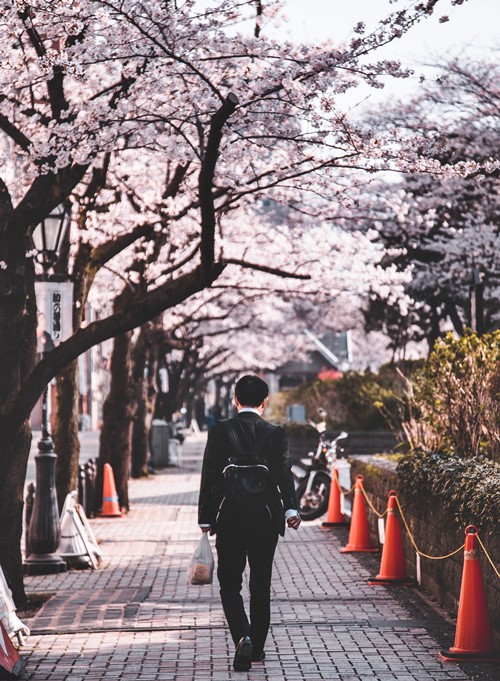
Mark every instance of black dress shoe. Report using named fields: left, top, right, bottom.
left=251, top=650, right=265, bottom=662
left=233, top=636, right=252, bottom=671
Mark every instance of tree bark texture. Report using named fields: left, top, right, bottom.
left=131, top=384, right=150, bottom=478
left=0, top=422, right=32, bottom=606
left=97, top=328, right=134, bottom=513
left=0, top=201, right=37, bottom=605
left=130, top=325, right=154, bottom=478
left=53, top=360, right=81, bottom=513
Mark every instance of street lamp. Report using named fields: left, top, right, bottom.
left=24, top=204, right=71, bottom=575
left=31, top=204, right=69, bottom=274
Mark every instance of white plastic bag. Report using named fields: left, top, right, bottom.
left=188, top=532, right=214, bottom=585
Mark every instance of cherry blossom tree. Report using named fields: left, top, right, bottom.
left=356, top=57, right=500, bottom=351
left=0, top=0, right=467, bottom=602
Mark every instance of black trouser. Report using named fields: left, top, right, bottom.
left=215, top=503, right=279, bottom=653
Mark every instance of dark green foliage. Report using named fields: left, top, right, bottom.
left=268, top=361, right=422, bottom=432
left=333, top=362, right=422, bottom=431
left=397, top=449, right=500, bottom=528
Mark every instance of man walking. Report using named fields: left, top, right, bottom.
left=198, top=374, right=301, bottom=671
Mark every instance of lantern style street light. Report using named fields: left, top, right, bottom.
left=25, top=205, right=71, bottom=575
left=31, top=204, right=69, bottom=274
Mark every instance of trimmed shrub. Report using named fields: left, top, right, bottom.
left=397, top=449, right=500, bottom=528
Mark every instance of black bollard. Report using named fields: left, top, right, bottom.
left=85, top=460, right=96, bottom=518
left=78, top=464, right=86, bottom=509
left=24, top=483, right=35, bottom=559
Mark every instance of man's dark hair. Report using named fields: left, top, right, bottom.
left=235, top=375, right=269, bottom=407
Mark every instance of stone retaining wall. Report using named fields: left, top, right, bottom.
left=348, top=455, right=500, bottom=647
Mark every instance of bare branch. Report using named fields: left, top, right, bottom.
left=223, top=257, right=311, bottom=280
left=199, top=92, right=239, bottom=279
left=0, top=114, right=32, bottom=152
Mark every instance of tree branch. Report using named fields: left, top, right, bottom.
left=18, top=7, right=69, bottom=119
left=15, top=166, right=89, bottom=234
left=199, top=92, right=239, bottom=280
left=0, top=178, right=14, bottom=237
left=3, top=261, right=226, bottom=432
left=223, top=257, right=311, bottom=280
left=0, top=114, right=32, bottom=152
left=89, top=223, right=156, bottom=271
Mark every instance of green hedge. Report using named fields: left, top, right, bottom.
left=397, top=449, right=500, bottom=528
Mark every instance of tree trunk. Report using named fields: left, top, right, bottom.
left=131, top=322, right=160, bottom=478
left=130, top=327, right=148, bottom=478
left=0, top=422, right=32, bottom=606
left=53, top=360, right=81, bottom=512
left=97, top=328, right=134, bottom=513
left=0, top=196, right=37, bottom=606
left=131, top=384, right=150, bottom=478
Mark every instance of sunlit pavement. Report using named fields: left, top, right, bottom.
left=22, top=432, right=499, bottom=681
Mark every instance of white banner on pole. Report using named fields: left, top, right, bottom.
left=35, top=281, right=74, bottom=352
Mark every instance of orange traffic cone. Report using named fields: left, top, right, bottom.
left=98, top=463, right=122, bottom=518
left=368, top=491, right=415, bottom=586
left=340, top=475, right=379, bottom=553
left=439, top=525, right=500, bottom=663
left=322, top=465, right=348, bottom=527
left=0, top=621, right=26, bottom=678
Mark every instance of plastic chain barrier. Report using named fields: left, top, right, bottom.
left=335, top=474, right=500, bottom=572
left=333, top=472, right=356, bottom=497
left=358, top=481, right=389, bottom=519
left=476, top=533, right=500, bottom=579
left=393, top=495, right=464, bottom=560
left=334, top=473, right=388, bottom=517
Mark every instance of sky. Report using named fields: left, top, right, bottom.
left=275, top=0, right=499, bottom=103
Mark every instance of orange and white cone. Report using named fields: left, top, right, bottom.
left=439, top=525, right=500, bottom=663
left=368, top=491, right=415, bottom=586
left=98, top=463, right=122, bottom=518
left=322, top=465, right=348, bottom=527
left=340, top=475, right=379, bottom=553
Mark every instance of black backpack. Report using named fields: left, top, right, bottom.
left=221, top=421, right=276, bottom=508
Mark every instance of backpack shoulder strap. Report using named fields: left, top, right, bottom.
left=222, top=420, right=242, bottom=455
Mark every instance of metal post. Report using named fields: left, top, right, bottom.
left=469, top=269, right=484, bottom=335
left=85, top=460, right=96, bottom=518
left=24, top=385, right=66, bottom=575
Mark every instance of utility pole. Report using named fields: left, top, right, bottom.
left=469, top=269, right=484, bottom=335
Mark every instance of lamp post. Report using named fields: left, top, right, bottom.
left=24, top=205, right=71, bottom=575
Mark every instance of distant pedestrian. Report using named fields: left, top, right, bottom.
left=198, top=375, right=301, bottom=671
left=206, top=408, right=216, bottom=429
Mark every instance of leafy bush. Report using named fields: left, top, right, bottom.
left=267, top=361, right=421, bottom=432
left=411, top=331, right=500, bottom=461
left=397, top=449, right=500, bottom=528
left=334, top=363, right=421, bottom=431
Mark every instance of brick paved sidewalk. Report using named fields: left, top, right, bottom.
left=20, top=433, right=499, bottom=681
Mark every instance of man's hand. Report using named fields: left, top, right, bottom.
left=287, top=514, right=301, bottom=530
left=199, top=525, right=211, bottom=533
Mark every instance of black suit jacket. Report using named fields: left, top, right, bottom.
left=198, top=412, right=298, bottom=536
